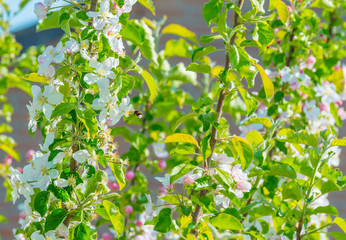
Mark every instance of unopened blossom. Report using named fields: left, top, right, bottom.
left=125, top=205, right=133, bottom=214
left=126, top=171, right=135, bottom=180
left=108, top=182, right=119, bottom=191
left=72, top=149, right=91, bottom=164
left=237, top=181, right=251, bottom=192
left=158, top=160, right=167, bottom=170
left=26, top=149, right=35, bottom=161
left=86, top=0, right=119, bottom=30
left=183, top=174, right=195, bottom=185
left=34, top=2, right=47, bottom=19
left=153, top=142, right=169, bottom=158
left=314, top=82, right=339, bottom=105
left=102, top=232, right=113, bottom=240
left=10, top=167, right=34, bottom=203
left=303, top=100, right=320, bottom=121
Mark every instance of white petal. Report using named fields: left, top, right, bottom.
left=48, top=169, right=59, bottom=179
left=54, top=178, right=68, bottom=188
left=91, top=98, right=106, bottom=110
left=47, top=92, right=63, bottom=105
left=42, top=103, right=53, bottom=119
left=73, top=149, right=90, bottom=164
left=84, top=73, right=98, bottom=85
left=53, top=152, right=65, bottom=164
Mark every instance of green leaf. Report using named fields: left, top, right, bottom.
left=331, top=138, right=346, bottom=146
left=277, top=129, right=318, bottom=147
left=200, top=34, right=223, bottom=44
left=0, top=214, right=7, bottom=223
left=238, top=87, right=258, bottom=116
left=202, top=0, right=223, bottom=26
left=109, top=162, right=126, bottom=191
left=162, top=24, right=197, bottom=44
left=282, top=181, right=301, bottom=200
left=0, top=144, right=20, bottom=161
left=251, top=0, right=265, bottom=13
left=47, top=185, right=70, bottom=202
left=138, top=0, right=155, bottom=15
left=45, top=208, right=67, bottom=231
left=154, top=208, right=172, bottom=233
left=267, top=163, right=297, bottom=179
left=73, top=223, right=90, bottom=240
left=186, top=63, right=211, bottom=74
left=255, top=23, right=274, bottom=47
left=164, top=38, right=193, bottom=59
left=141, top=70, right=158, bottom=103
left=254, top=64, right=274, bottom=99
left=335, top=217, right=346, bottom=233
left=210, top=213, right=243, bottom=230
left=76, top=109, right=98, bottom=139
left=59, top=12, right=71, bottom=36
left=314, top=205, right=338, bottom=216
left=229, top=46, right=250, bottom=75
left=276, top=0, right=289, bottom=24
left=192, top=46, right=217, bottom=62
left=242, top=117, right=272, bottom=128
left=172, top=113, right=198, bottom=132
left=37, top=11, right=60, bottom=32
left=163, top=133, right=199, bottom=147
left=103, top=200, right=124, bottom=237
left=229, top=136, right=253, bottom=170
left=21, top=73, right=49, bottom=84
left=329, top=232, right=346, bottom=240
left=321, top=180, right=341, bottom=194
left=85, top=170, right=107, bottom=197
left=51, top=103, right=76, bottom=119
left=34, top=191, right=50, bottom=217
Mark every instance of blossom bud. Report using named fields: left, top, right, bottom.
left=19, top=213, right=26, bottom=220
left=26, top=149, right=35, bottom=161
left=108, top=182, right=119, bottom=191
left=158, top=160, right=166, bottom=170
left=183, top=175, right=195, bottom=185
left=17, top=167, right=23, bottom=173
left=277, top=40, right=281, bottom=44
left=335, top=65, right=341, bottom=71
left=126, top=171, right=135, bottom=180
left=3, top=155, right=12, bottom=166
left=337, top=99, right=343, bottom=106
left=124, top=205, right=133, bottom=214
left=237, top=181, right=251, bottom=192
left=136, top=220, right=143, bottom=227
left=102, top=233, right=112, bottom=240
left=34, top=2, right=48, bottom=19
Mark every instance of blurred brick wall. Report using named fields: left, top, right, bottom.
left=1, top=1, right=345, bottom=239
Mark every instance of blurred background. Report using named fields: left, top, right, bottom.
left=0, top=0, right=346, bottom=239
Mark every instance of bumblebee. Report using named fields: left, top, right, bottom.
left=133, top=110, right=143, bottom=118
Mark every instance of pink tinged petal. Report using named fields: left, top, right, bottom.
left=34, top=2, right=47, bottom=19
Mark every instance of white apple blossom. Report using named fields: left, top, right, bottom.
left=86, top=0, right=119, bottom=30
left=155, top=174, right=171, bottom=187
left=314, top=82, right=339, bottom=105
left=109, top=37, right=125, bottom=55
left=34, top=2, right=47, bottom=19
left=72, top=149, right=91, bottom=164
left=40, top=132, right=55, bottom=152
left=31, top=84, right=63, bottom=117
left=84, top=57, right=119, bottom=85
left=9, top=167, right=34, bottom=203
left=153, top=142, right=169, bottom=158
left=303, top=100, right=320, bottom=121
left=23, top=151, right=59, bottom=190
left=27, top=102, right=37, bottom=132
left=64, top=38, right=80, bottom=53
left=31, top=230, right=63, bottom=240
left=212, top=153, right=234, bottom=164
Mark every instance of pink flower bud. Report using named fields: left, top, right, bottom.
left=102, top=232, right=112, bottom=240
left=338, top=107, right=346, bottom=120
left=17, top=167, right=23, bottom=173
left=320, top=33, right=324, bottom=38
left=3, top=155, right=12, bottom=166
left=26, top=150, right=34, bottom=161
left=277, top=40, right=281, bottom=44
left=108, top=182, right=119, bottom=191
left=320, top=104, right=329, bottom=112
left=126, top=171, right=135, bottom=180
left=337, top=99, right=343, bottom=106
left=270, top=62, right=274, bottom=68
left=274, top=28, right=279, bottom=35
left=112, top=2, right=117, bottom=8
left=287, top=6, right=291, bottom=11
left=158, top=160, right=166, bottom=170
left=159, top=186, right=167, bottom=195
left=124, top=205, right=133, bottom=214
left=136, top=220, right=143, bottom=227
left=183, top=175, right=195, bottom=185
left=34, top=2, right=47, bottom=19
left=335, top=65, right=341, bottom=71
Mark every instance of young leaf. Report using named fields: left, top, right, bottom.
left=162, top=24, right=198, bottom=44
left=163, top=133, right=199, bottom=147
left=45, top=208, right=67, bottom=231
left=154, top=208, right=172, bottom=233
left=331, top=138, right=346, bottom=146
left=103, top=200, right=124, bottom=237
left=276, top=0, right=289, bottom=25
left=254, top=64, right=274, bottom=99
left=21, top=73, right=49, bottom=84
left=210, top=213, right=243, bottom=230
left=238, top=87, right=258, bottom=116
left=229, top=46, right=250, bottom=75
left=141, top=70, right=158, bottom=103
left=242, top=117, right=272, bottom=128
left=192, top=46, right=217, bottom=62
left=186, top=63, right=211, bottom=74
left=109, top=162, right=126, bottom=191
left=34, top=191, right=50, bottom=217
left=138, top=0, right=155, bottom=15
left=202, top=0, right=223, bottom=26
left=172, top=113, right=198, bottom=132
left=51, top=103, right=76, bottom=119
left=335, top=217, right=346, bottom=233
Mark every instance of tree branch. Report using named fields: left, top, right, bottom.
left=191, top=0, right=244, bottom=234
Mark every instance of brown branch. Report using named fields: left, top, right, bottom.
left=286, top=28, right=296, bottom=67
left=190, top=0, right=244, bottom=235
